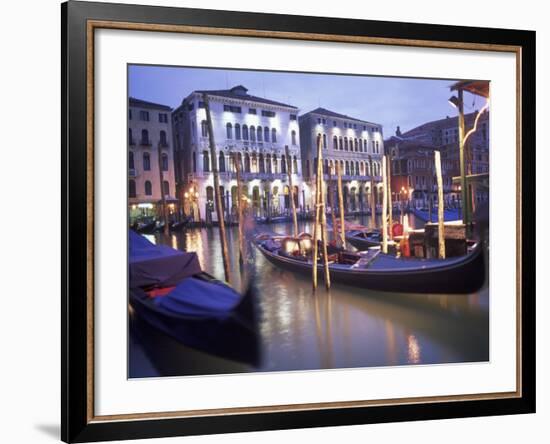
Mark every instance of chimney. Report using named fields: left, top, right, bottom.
left=396, top=126, right=402, bottom=137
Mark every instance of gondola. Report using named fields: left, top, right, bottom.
left=254, top=233, right=485, bottom=294
left=169, top=217, right=191, bottom=232
left=345, top=229, right=381, bottom=250
left=135, top=220, right=156, bottom=234
left=129, top=230, right=260, bottom=365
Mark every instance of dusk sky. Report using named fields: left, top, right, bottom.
left=129, top=65, right=483, bottom=135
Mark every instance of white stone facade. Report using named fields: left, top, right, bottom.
left=299, top=108, right=385, bottom=212
left=172, top=86, right=304, bottom=221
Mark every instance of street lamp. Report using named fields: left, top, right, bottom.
left=448, top=95, right=461, bottom=108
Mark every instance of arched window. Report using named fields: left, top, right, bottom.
left=350, top=162, right=354, bottom=175
left=235, top=124, right=241, bottom=140
left=143, top=152, right=151, bottom=171
left=244, top=153, right=251, bottom=172
left=264, top=127, right=269, bottom=142
left=203, top=151, right=210, bottom=172
left=345, top=161, right=350, bottom=175
left=339, top=137, right=343, bottom=150
left=324, top=159, right=329, bottom=174
left=293, top=156, right=298, bottom=174
left=355, top=138, right=358, bottom=151
left=144, top=180, right=152, bottom=196
left=291, top=130, right=297, bottom=145
left=250, top=126, right=256, bottom=142
left=333, top=135, right=338, bottom=150
left=313, top=157, right=318, bottom=175
left=192, top=152, right=196, bottom=172
left=356, top=161, right=360, bottom=175
left=219, top=151, right=226, bottom=172
left=129, top=151, right=134, bottom=169
left=344, top=137, right=348, bottom=151
left=271, top=128, right=277, bottom=143
left=160, top=130, right=167, bottom=146
left=161, top=153, right=168, bottom=171
left=266, top=154, right=272, bottom=173
left=281, top=155, right=287, bottom=174
left=257, top=126, right=262, bottom=142
left=141, top=129, right=149, bottom=145
left=129, top=180, right=136, bottom=198
left=272, top=154, right=278, bottom=173
left=323, top=134, right=327, bottom=149
left=226, top=123, right=233, bottom=139
left=163, top=180, right=169, bottom=196
left=201, top=120, right=208, bottom=137
left=259, top=154, right=265, bottom=173
left=242, top=125, right=248, bottom=140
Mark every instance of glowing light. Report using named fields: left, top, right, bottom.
left=407, top=334, right=421, bottom=364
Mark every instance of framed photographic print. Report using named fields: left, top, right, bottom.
left=61, top=1, right=536, bottom=442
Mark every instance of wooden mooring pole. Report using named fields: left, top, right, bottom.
left=368, top=155, right=376, bottom=230
left=233, top=152, right=246, bottom=266
left=382, top=155, right=388, bottom=254
left=157, top=141, right=169, bottom=235
left=434, top=150, right=446, bottom=259
left=387, top=153, right=393, bottom=239
left=336, top=162, right=346, bottom=249
left=203, top=93, right=231, bottom=284
left=312, top=135, right=331, bottom=290
left=285, top=145, right=299, bottom=238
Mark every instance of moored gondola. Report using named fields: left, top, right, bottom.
left=254, top=233, right=485, bottom=294
left=169, top=217, right=191, bottom=232
left=129, top=230, right=260, bottom=365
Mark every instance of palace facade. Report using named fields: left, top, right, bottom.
left=128, top=97, right=177, bottom=223
left=385, top=110, right=489, bottom=210
left=172, top=85, right=303, bottom=222
left=298, top=107, right=385, bottom=213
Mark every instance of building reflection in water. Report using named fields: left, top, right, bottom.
left=130, top=214, right=489, bottom=377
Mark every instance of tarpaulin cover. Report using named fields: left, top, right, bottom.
left=153, top=277, right=242, bottom=317
left=129, top=230, right=202, bottom=288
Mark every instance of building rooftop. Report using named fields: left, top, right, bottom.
left=129, top=97, right=172, bottom=111
left=191, top=85, right=298, bottom=109
left=300, top=107, right=379, bottom=126
left=401, top=111, right=487, bottom=138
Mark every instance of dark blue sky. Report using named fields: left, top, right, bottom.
left=129, top=65, right=483, bottom=136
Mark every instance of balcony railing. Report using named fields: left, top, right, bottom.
left=159, top=141, right=169, bottom=148
left=129, top=138, right=136, bottom=146
left=140, top=139, right=152, bottom=146
left=187, top=171, right=288, bottom=182
left=129, top=168, right=138, bottom=177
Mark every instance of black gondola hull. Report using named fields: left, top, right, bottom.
left=129, top=276, right=260, bottom=366
left=256, top=243, right=485, bottom=294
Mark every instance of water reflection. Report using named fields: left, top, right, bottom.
left=130, top=214, right=489, bottom=378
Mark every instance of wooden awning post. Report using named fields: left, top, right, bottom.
left=434, top=150, right=446, bottom=259
left=285, top=145, right=299, bottom=238
left=382, top=155, right=388, bottom=254
left=203, top=93, right=231, bottom=284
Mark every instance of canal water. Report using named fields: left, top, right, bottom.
left=129, top=214, right=489, bottom=378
